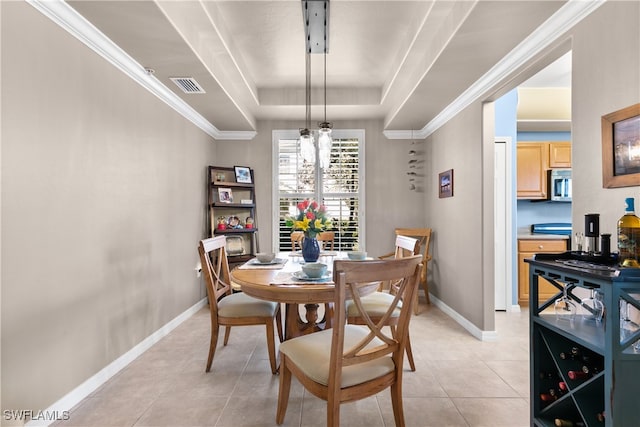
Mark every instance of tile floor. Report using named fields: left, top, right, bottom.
left=54, top=302, right=531, bottom=427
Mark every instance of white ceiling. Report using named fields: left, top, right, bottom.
left=59, top=0, right=578, bottom=138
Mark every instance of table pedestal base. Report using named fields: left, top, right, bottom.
left=284, top=303, right=333, bottom=340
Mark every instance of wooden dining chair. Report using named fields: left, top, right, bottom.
left=290, top=231, right=304, bottom=252
left=317, top=231, right=335, bottom=250
left=198, top=236, right=283, bottom=374
left=291, top=230, right=334, bottom=251
left=381, top=228, right=433, bottom=310
left=347, top=235, right=420, bottom=371
left=276, top=256, right=422, bottom=427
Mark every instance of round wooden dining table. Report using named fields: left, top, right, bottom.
left=230, top=253, right=379, bottom=340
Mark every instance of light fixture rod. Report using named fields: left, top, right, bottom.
left=306, top=50, right=311, bottom=129
left=302, top=0, right=329, bottom=54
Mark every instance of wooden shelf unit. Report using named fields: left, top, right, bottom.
left=208, top=166, right=258, bottom=263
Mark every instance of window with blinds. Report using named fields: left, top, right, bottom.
left=273, top=130, right=365, bottom=252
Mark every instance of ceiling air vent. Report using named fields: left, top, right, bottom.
left=170, top=77, right=205, bottom=94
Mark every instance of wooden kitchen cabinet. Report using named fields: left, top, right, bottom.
left=517, top=238, right=567, bottom=306
left=517, top=141, right=572, bottom=199
left=549, top=141, right=571, bottom=168
left=517, top=143, right=549, bottom=199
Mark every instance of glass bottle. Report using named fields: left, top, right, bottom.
left=617, top=197, right=640, bottom=267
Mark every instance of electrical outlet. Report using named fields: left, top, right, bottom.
left=195, top=262, right=202, bottom=278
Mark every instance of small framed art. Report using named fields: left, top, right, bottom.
left=438, top=169, right=454, bottom=198
left=602, top=103, right=640, bottom=188
left=218, top=188, right=233, bottom=203
left=234, top=166, right=252, bottom=184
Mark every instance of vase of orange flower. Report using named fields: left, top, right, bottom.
left=286, top=199, right=332, bottom=262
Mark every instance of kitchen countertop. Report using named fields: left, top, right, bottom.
left=517, top=233, right=570, bottom=240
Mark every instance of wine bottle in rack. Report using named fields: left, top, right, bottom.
left=539, top=391, right=558, bottom=402
left=559, top=346, right=581, bottom=360
left=554, top=419, right=585, bottom=427
left=539, top=370, right=561, bottom=380
left=567, top=369, right=589, bottom=380
left=581, top=364, right=600, bottom=375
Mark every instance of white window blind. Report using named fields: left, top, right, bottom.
left=273, top=130, right=365, bottom=252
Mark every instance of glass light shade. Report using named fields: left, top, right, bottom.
left=299, top=129, right=315, bottom=163
left=318, top=129, right=332, bottom=169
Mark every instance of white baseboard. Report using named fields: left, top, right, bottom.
left=26, top=298, right=208, bottom=427
left=509, top=304, right=522, bottom=312
left=429, top=293, right=498, bottom=341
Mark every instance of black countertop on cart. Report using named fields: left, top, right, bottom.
left=526, top=251, right=640, bottom=281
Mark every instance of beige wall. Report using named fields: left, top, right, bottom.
left=571, top=1, right=640, bottom=238
left=1, top=2, right=214, bottom=417
left=425, top=104, right=489, bottom=328
left=424, top=0, right=639, bottom=331
left=1, top=0, right=639, bottom=420
left=214, top=119, right=427, bottom=256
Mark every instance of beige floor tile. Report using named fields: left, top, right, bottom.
left=452, top=397, right=530, bottom=426
left=134, top=395, right=226, bottom=426
left=54, top=305, right=531, bottom=427
left=400, top=366, right=449, bottom=398
left=300, top=394, right=384, bottom=427
left=216, top=395, right=299, bottom=427
left=430, top=360, right=520, bottom=398
left=377, top=396, right=469, bottom=427
left=54, top=396, right=154, bottom=426
left=485, top=360, right=530, bottom=397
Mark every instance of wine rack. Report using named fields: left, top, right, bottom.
left=527, top=256, right=640, bottom=427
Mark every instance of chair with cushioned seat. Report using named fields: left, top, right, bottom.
left=347, top=235, right=420, bottom=371
left=198, top=235, right=283, bottom=374
left=276, top=255, right=422, bottom=427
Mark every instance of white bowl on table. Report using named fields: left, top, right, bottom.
left=347, top=251, right=367, bottom=261
left=256, top=252, right=276, bottom=263
left=301, top=262, right=328, bottom=278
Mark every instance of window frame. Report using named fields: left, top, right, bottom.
left=271, top=129, right=366, bottom=252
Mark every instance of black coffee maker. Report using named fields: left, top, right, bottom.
left=584, top=213, right=599, bottom=254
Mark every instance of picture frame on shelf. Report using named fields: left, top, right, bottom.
left=218, top=188, right=233, bottom=203
left=602, top=103, right=640, bottom=188
left=234, top=166, right=252, bottom=184
left=438, top=169, right=454, bottom=198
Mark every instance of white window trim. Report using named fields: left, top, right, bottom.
left=271, top=129, right=366, bottom=252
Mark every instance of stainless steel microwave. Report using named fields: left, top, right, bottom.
left=549, top=169, right=572, bottom=202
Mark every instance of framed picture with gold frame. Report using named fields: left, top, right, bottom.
left=602, top=103, right=640, bottom=188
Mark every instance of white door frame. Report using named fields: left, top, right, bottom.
left=494, top=136, right=514, bottom=311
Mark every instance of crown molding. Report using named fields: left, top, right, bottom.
left=383, top=130, right=427, bottom=140
left=384, top=0, right=605, bottom=140
left=27, top=0, right=256, bottom=141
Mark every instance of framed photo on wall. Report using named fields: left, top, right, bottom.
left=234, top=166, right=252, bottom=184
left=439, top=169, right=454, bottom=198
left=602, top=103, right=640, bottom=188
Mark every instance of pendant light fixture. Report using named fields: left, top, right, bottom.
left=300, top=0, right=331, bottom=168
left=299, top=47, right=315, bottom=163
left=317, top=33, right=332, bottom=169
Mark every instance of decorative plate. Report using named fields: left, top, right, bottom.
left=250, top=258, right=285, bottom=265
left=225, top=235, right=244, bottom=255
left=292, top=271, right=332, bottom=282
left=227, top=216, right=240, bottom=227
